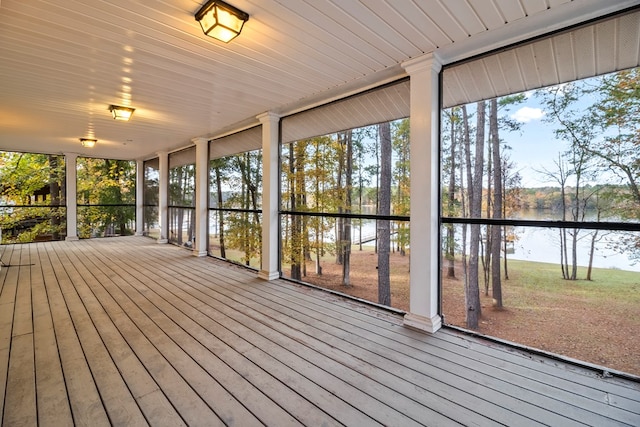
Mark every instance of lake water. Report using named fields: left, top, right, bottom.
left=441, top=209, right=640, bottom=272
left=508, top=225, right=640, bottom=272
left=355, top=210, right=640, bottom=272
left=506, top=210, right=640, bottom=272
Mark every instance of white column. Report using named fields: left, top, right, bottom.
left=402, top=53, right=443, bottom=333
left=157, top=151, right=169, bottom=244
left=192, top=137, right=209, bottom=257
left=257, top=112, right=281, bottom=280
left=65, top=153, right=79, bottom=241
left=135, top=159, right=144, bottom=236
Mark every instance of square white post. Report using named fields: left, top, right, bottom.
left=157, top=151, right=169, bottom=244
left=257, top=112, right=281, bottom=280
left=65, top=153, right=79, bottom=241
left=135, top=159, right=144, bottom=236
left=402, top=53, right=443, bottom=333
left=192, top=137, right=209, bottom=256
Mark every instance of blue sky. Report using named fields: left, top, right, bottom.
left=505, top=101, right=559, bottom=187
left=501, top=84, right=603, bottom=188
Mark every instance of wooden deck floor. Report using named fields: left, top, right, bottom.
left=1, top=237, right=639, bottom=426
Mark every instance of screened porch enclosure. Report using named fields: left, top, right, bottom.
left=133, top=6, right=640, bottom=377
left=1, top=237, right=638, bottom=426
left=439, top=9, right=640, bottom=375
left=3, top=2, right=640, bottom=424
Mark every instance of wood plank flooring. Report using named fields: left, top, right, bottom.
left=0, top=236, right=639, bottom=426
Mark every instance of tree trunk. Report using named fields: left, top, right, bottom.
left=377, top=122, right=392, bottom=306
left=177, top=208, right=184, bottom=245
left=458, top=112, right=469, bottom=322
left=586, top=205, right=601, bottom=281
left=557, top=156, right=570, bottom=280
left=502, top=229, right=509, bottom=280
left=489, top=98, right=503, bottom=308
left=501, top=158, right=510, bottom=281
left=313, top=140, right=323, bottom=275
left=570, top=229, right=578, bottom=280
left=336, top=137, right=345, bottom=265
left=341, top=131, right=353, bottom=287
left=586, top=230, right=598, bottom=281
left=483, top=127, right=493, bottom=296
left=289, top=143, right=301, bottom=280
left=214, top=166, right=226, bottom=257
left=446, top=111, right=457, bottom=278
left=467, top=101, right=485, bottom=329
left=49, top=155, right=61, bottom=240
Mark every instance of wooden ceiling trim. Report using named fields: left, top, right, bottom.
left=361, top=2, right=430, bottom=54
left=326, top=1, right=419, bottom=60
left=473, top=1, right=508, bottom=31
left=418, top=0, right=468, bottom=43
left=394, top=4, right=448, bottom=49
left=262, top=0, right=390, bottom=70
left=330, top=1, right=414, bottom=62
left=494, top=0, right=527, bottom=23
left=442, top=1, right=487, bottom=36
left=521, top=0, right=551, bottom=16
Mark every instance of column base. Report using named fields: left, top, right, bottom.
left=192, top=250, right=207, bottom=257
left=157, top=239, right=169, bottom=244
left=258, top=270, right=280, bottom=281
left=135, top=231, right=144, bottom=236
left=65, top=236, right=79, bottom=242
left=403, top=312, right=442, bottom=334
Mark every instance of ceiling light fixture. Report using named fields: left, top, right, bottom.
left=80, top=138, right=97, bottom=148
left=108, top=105, right=135, bottom=121
left=195, top=0, right=249, bottom=43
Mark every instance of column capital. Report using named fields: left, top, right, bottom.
left=191, top=137, right=209, bottom=146
left=256, top=111, right=281, bottom=124
left=402, top=52, right=443, bottom=75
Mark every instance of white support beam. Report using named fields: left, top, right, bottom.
left=157, top=151, right=169, bottom=244
left=402, top=53, right=443, bottom=334
left=135, top=159, right=144, bottom=236
left=257, top=112, right=281, bottom=280
left=65, top=153, right=79, bottom=241
left=192, top=137, right=209, bottom=257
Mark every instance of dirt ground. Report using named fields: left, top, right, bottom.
left=293, top=249, right=640, bottom=376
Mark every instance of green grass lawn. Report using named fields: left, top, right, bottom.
left=504, top=258, right=640, bottom=306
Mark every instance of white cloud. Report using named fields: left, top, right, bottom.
left=512, top=106, right=545, bottom=123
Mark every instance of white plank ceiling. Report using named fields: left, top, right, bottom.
left=0, top=0, right=638, bottom=160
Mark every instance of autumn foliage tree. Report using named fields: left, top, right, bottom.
left=0, top=152, right=66, bottom=242
left=280, top=120, right=409, bottom=308
left=77, top=157, right=136, bottom=238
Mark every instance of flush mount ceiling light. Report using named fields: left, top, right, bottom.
left=108, top=105, right=135, bottom=121
left=195, top=0, right=249, bottom=43
left=80, top=138, right=97, bottom=148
